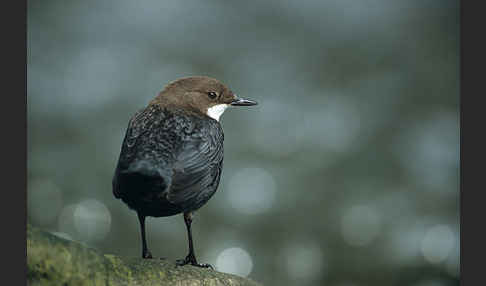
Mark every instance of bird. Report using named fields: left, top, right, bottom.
left=112, top=76, right=257, bottom=268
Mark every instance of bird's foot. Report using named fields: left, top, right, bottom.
left=142, top=250, right=153, bottom=259
left=176, top=255, right=213, bottom=269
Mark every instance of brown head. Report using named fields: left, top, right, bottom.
left=150, top=76, right=257, bottom=121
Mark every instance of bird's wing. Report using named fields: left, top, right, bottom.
left=166, top=118, right=224, bottom=207
left=113, top=105, right=176, bottom=199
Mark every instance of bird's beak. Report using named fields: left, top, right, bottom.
left=230, top=96, right=258, bottom=106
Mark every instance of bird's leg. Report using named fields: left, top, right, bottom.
left=137, top=212, right=153, bottom=259
left=176, top=212, right=213, bottom=269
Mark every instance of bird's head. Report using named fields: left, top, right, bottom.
left=151, top=76, right=257, bottom=121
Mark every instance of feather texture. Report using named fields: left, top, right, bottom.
left=112, top=104, right=224, bottom=217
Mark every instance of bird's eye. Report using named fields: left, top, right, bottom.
left=207, top=91, right=217, bottom=99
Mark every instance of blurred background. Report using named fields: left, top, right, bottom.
left=27, top=0, right=459, bottom=285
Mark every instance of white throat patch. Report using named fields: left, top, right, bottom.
left=207, top=104, right=229, bottom=121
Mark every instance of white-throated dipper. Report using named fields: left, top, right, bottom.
left=112, top=76, right=257, bottom=268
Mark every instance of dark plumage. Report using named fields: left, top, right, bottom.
left=112, top=76, right=257, bottom=267
left=113, top=105, right=224, bottom=217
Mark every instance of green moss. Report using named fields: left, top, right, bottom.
left=27, top=224, right=261, bottom=286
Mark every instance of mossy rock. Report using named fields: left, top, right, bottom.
left=27, top=224, right=262, bottom=286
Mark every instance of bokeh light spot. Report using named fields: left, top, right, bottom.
left=420, top=225, right=454, bottom=264
left=73, top=199, right=112, bottom=242
left=386, top=221, right=424, bottom=264
left=226, top=167, right=277, bottom=215
left=215, top=247, right=253, bottom=277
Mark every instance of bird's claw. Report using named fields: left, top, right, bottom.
left=198, top=263, right=214, bottom=270
left=176, top=256, right=213, bottom=269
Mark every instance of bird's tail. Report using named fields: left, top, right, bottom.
left=114, top=160, right=172, bottom=199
